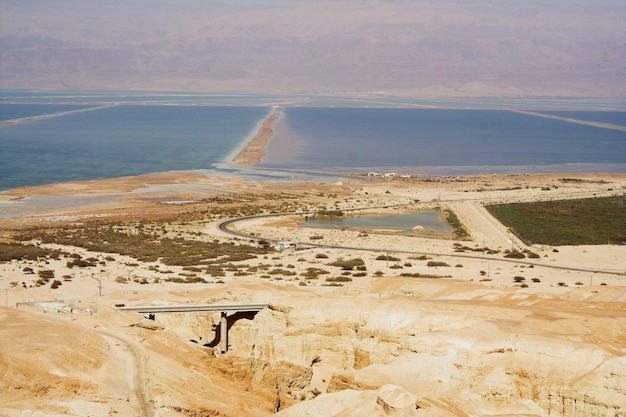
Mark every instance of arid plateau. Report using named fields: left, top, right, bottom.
left=1, top=172, right=625, bottom=417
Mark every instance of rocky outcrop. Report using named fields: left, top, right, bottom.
left=376, top=384, right=419, bottom=415
left=150, top=290, right=626, bottom=416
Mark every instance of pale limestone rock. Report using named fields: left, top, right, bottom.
left=375, top=384, right=418, bottom=415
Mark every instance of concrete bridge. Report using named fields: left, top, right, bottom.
left=118, top=304, right=268, bottom=353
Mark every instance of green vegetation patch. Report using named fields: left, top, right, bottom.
left=443, top=209, right=470, bottom=240
left=486, top=195, right=626, bottom=245
left=14, top=224, right=270, bottom=266
left=0, top=242, right=65, bottom=262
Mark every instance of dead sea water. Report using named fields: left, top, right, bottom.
left=1, top=91, right=625, bottom=191
left=260, top=107, right=626, bottom=174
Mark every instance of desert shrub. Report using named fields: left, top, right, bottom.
left=326, top=276, right=352, bottom=282
left=313, top=209, right=344, bottom=218
left=38, top=270, right=55, bottom=279
left=504, top=250, right=525, bottom=259
left=310, top=235, right=324, bottom=240
left=328, top=258, right=365, bottom=270
left=400, top=272, right=449, bottom=278
left=184, top=277, right=207, bottom=283
left=315, top=253, right=329, bottom=259
left=513, top=276, right=526, bottom=283
left=50, top=280, right=62, bottom=289
left=389, top=264, right=403, bottom=269
left=67, top=258, right=97, bottom=268
left=575, top=281, right=584, bottom=286
left=353, top=272, right=367, bottom=277
left=531, top=278, right=541, bottom=283
left=204, top=266, right=225, bottom=277
left=520, top=283, right=529, bottom=288
left=373, top=271, right=384, bottom=277
left=20, top=226, right=268, bottom=267
left=0, top=242, right=65, bottom=262
left=376, top=255, right=400, bottom=261
left=426, top=261, right=449, bottom=267
left=268, top=268, right=297, bottom=276
left=302, top=268, right=330, bottom=279
left=558, top=282, right=567, bottom=287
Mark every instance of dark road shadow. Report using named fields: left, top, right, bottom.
left=205, top=310, right=260, bottom=349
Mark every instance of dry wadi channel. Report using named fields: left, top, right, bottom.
left=0, top=173, right=625, bottom=417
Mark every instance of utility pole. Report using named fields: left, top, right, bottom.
left=98, top=279, right=102, bottom=297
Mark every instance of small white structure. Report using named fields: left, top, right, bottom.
left=274, top=240, right=299, bottom=251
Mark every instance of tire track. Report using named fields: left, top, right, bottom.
left=96, top=329, right=153, bottom=417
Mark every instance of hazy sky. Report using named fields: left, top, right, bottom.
left=1, top=0, right=624, bottom=97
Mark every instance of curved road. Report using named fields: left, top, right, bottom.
left=218, top=207, right=624, bottom=276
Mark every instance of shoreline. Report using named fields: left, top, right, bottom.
left=230, top=107, right=282, bottom=165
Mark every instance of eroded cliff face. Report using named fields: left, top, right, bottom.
left=154, top=286, right=626, bottom=416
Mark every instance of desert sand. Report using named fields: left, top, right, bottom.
left=1, top=154, right=625, bottom=417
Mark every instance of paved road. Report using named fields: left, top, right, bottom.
left=118, top=303, right=268, bottom=314
left=217, top=208, right=624, bottom=276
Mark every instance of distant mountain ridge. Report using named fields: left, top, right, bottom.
left=1, top=1, right=624, bottom=97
